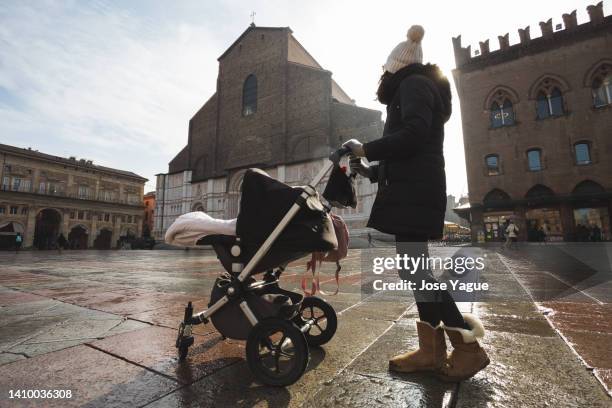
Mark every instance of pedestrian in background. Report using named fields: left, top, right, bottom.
left=57, top=233, right=67, bottom=251
left=344, top=25, right=489, bottom=382
left=14, top=233, right=22, bottom=253
left=504, top=220, right=519, bottom=249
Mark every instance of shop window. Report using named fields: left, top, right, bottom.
left=242, top=74, right=257, bottom=116
left=527, top=149, right=542, bottom=171
left=526, top=208, right=563, bottom=242
left=573, top=207, right=610, bottom=241
left=483, top=213, right=514, bottom=242
left=574, top=142, right=591, bottom=165
left=485, top=154, right=500, bottom=175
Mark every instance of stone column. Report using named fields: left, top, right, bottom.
left=470, top=206, right=484, bottom=244
left=206, top=179, right=214, bottom=212
left=277, top=165, right=286, bottom=183
left=136, top=215, right=142, bottom=237
left=60, top=209, right=69, bottom=236
left=560, top=202, right=575, bottom=242
left=112, top=216, right=122, bottom=248
left=515, top=204, right=527, bottom=241
left=24, top=207, right=37, bottom=248
left=89, top=214, right=97, bottom=248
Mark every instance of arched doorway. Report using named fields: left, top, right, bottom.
left=524, top=184, right=562, bottom=241
left=482, top=189, right=514, bottom=242
left=0, top=221, right=24, bottom=250
left=68, top=225, right=88, bottom=249
left=34, top=209, right=62, bottom=250
left=572, top=180, right=610, bottom=241
left=227, top=171, right=245, bottom=218
left=94, top=228, right=112, bottom=249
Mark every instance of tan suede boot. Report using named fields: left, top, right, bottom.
left=389, top=321, right=446, bottom=373
left=439, top=314, right=490, bottom=382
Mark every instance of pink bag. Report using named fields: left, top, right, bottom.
left=302, top=213, right=349, bottom=296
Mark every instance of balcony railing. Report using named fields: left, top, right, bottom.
left=0, top=185, right=142, bottom=206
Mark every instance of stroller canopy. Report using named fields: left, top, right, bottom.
left=236, top=169, right=337, bottom=265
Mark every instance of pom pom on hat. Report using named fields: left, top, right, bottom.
left=383, top=25, right=425, bottom=74
left=407, top=25, right=425, bottom=43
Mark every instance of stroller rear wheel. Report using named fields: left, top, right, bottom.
left=246, top=318, right=309, bottom=386
left=295, top=296, right=337, bottom=347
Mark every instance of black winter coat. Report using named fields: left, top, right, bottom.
left=363, top=63, right=452, bottom=239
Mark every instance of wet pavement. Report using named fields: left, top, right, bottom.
left=0, top=246, right=610, bottom=407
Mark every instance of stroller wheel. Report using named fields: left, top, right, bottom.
left=295, top=296, right=337, bottom=347
left=246, top=318, right=309, bottom=386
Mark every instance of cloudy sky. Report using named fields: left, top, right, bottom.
left=0, top=0, right=601, bottom=195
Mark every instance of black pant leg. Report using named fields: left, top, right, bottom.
left=395, top=234, right=468, bottom=329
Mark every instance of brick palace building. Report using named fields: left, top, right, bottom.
left=0, top=143, right=147, bottom=249
left=154, top=24, right=382, bottom=240
left=452, top=2, right=612, bottom=242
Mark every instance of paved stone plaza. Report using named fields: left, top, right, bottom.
left=0, top=246, right=610, bottom=407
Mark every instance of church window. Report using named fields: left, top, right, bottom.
left=242, top=74, right=257, bottom=116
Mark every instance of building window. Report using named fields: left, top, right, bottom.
left=490, top=99, right=515, bottom=128
left=78, top=210, right=84, bottom=220
left=2, top=176, right=9, bottom=190
left=104, top=213, right=110, bottom=222
left=242, top=74, right=257, bottom=116
left=536, top=87, right=565, bottom=119
left=0, top=207, right=5, bottom=214
left=21, top=207, right=28, bottom=215
left=527, top=149, right=543, bottom=171
left=127, top=215, right=133, bottom=223
left=12, top=177, right=21, bottom=191
left=10, top=206, right=18, bottom=215
left=69, top=210, right=75, bottom=219
left=39, top=182, right=46, bottom=194
left=574, top=142, right=591, bottom=165
left=78, top=185, right=88, bottom=199
left=485, top=154, right=500, bottom=175
left=592, top=73, right=612, bottom=107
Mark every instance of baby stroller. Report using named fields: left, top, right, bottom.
left=172, top=147, right=353, bottom=386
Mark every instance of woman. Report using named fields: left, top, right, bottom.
left=342, top=25, right=489, bottom=381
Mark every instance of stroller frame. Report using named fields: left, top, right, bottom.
left=175, top=147, right=350, bottom=385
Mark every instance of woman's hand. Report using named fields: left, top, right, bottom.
left=342, top=139, right=365, bottom=157
left=349, top=157, right=372, bottom=179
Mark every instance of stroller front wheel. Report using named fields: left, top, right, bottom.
left=295, top=296, right=337, bottom=347
left=246, top=318, right=309, bottom=386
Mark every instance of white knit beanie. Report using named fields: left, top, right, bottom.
left=384, top=25, right=425, bottom=74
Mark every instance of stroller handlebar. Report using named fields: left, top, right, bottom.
left=328, top=146, right=352, bottom=164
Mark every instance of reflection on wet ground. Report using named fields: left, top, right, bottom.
left=0, top=246, right=610, bottom=407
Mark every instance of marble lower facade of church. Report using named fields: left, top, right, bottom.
left=153, top=159, right=378, bottom=241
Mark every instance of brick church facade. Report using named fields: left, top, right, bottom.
left=154, top=25, right=382, bottom=240
left=453, top=2, right=612, bottom=242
